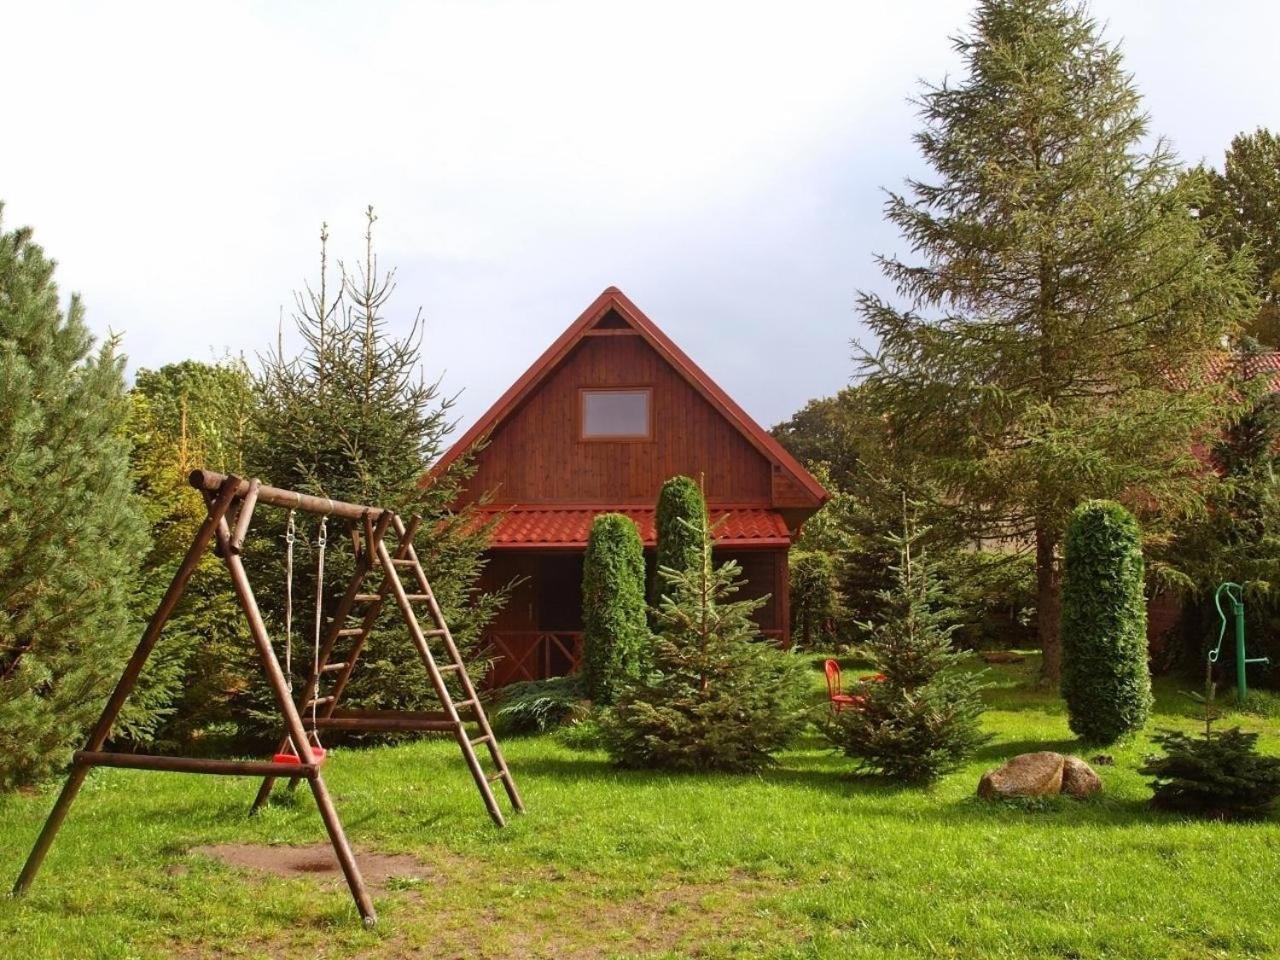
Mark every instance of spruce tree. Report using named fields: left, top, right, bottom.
left=0, top=206, right=147, bottom=787
left=857, top=0, right=1255, bottom=683
left=581, top=513, right=648, bottom=703
left=602, top=517, right=809, bottom=772
left=826, top=511, right=989, bottom=782
left=248, top=209, right=504, bottom=721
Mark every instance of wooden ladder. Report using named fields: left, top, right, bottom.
left=251, top=511, right=523, bottom=826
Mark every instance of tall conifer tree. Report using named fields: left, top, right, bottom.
left=248, top=209, right=504, bottom=718
left=1198, top=128, right=1280, bottom=345
left=0, top=206, right=147, bottom=786
left=857, top=0, right=1255, bottom=681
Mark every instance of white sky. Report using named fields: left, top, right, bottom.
left=3, top=1, right=1278, bottom=434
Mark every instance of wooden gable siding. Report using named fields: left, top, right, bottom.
left=461, top=330, right=773, bottom=505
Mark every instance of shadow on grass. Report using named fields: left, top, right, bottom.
left=970, top=736, right=1082, bottom=762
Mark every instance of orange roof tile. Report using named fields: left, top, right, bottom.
left=477, top=506, right=791, bottom=548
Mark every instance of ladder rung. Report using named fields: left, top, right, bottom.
left=308, top=695, right=335, bottom=707
left=336, top=627, right=364, bottom=637
left=354, top=593, right=380, bottom=602
left=455, top=698, right=478, bottom=710
left=322, top=661, right=348, bottom=673
left=470, top=734, right=491, bottom=747
left=437, top=663, right=461, bottom=674
left=390, top=558, right=416, bottom=567
left=404, top=593, right=431, bottom=601
left=424, top=628, right=447, bottom=637
left=487, top=770, right=507, bottom=783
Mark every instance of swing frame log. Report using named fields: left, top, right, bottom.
left=9, top=471, right=519, bottom=927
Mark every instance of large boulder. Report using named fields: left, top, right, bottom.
left=1060, top=756, right=1103, bottom=798
left=978, top=751, right=1065, bottom=799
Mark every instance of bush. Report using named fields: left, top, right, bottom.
left=603, top=518, right=809, bottom=772
left=826, top=518, right=989, bottom=782
left=789, top=550, right=842, bottom=649
left=1140, top=726, right=1280, bottom=819
left=492, top=676, right=589, bottom=734
left=654, top=475, right=706, bottom=595
left=1060, top=500, right=1152, bottom=743
left=581, top=514, right=648, bottom=703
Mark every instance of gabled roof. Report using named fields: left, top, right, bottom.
left=434, top=286, right=829, bottom=506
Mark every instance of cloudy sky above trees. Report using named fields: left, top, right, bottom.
left=3, top=1, right=1278, bottom=433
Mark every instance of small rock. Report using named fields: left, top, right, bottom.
left=977, top=751, right=1065, bottom=800
left=1061, top=756, right=1102, bottom=797
left=1090, top=753, right=1115, bottom=766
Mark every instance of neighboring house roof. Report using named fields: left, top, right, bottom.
left=433, top=286, right=829, bottom=506
left=1168, top=350, right=1280, bottom=391
left=477, top=505, right=791, bottom=549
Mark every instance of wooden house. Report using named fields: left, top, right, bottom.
left=436, top=287, right=829, bottom=686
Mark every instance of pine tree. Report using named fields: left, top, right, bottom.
left=857, top=0, right=1255, bottom=683
left=826, top=509, right=989, bottom=782
left=247, top=209, right=505, bottom=722
left=602, top=517, right=809, bottom=772
left=0, top=206, right=147, bottom=787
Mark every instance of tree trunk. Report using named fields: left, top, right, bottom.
left=1036, top=525, right=1062, bottom=685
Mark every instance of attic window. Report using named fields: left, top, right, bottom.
left=581, top=388, right=651, bottom=440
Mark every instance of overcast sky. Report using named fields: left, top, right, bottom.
left=3, top=1, right=1278, bottom=436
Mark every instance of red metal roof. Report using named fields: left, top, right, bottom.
left=478, top=506, right=791, bottom=549
left=431, top=287, right=829, bottom=507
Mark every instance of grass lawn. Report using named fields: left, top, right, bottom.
left=1, top=654, right=1278, bottom=959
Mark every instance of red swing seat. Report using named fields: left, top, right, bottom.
left=273, top=737, right=326, bottom=765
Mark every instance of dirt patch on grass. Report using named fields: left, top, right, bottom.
left=186, top=842, right=796, bottom=958
left=191, top=842, right=444, bottom=890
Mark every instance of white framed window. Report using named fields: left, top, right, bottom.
left=580, top=388, right=652, bottom=440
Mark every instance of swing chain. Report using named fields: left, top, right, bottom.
left=312, top=517, right=328, bottom=733
left=283, top=510, right=296, bottom=691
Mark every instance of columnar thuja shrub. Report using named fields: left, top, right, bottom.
left=654, top=475, right=706, bottom=594
left=582, top=513, right=648, bottom=703
left=790, top=550, right=841, bottom=649
left=1060, top=500, right=1152, bottom=744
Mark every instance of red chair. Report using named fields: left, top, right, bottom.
left=824, top=659, right=865, bottom=713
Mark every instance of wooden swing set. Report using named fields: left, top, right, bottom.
left=12, top=470, right=523, bottom=926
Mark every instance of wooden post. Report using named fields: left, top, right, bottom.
left=778, top=548, right=792, bottom=650
left=229, top=477, right=260, bottom=553
left=12, top=476, right=241, bottom=898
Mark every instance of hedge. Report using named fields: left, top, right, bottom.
left=1060, top=499, right=1152, bottom=744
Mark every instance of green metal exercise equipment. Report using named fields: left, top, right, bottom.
left=1210, top=582, right=1271, bottom=702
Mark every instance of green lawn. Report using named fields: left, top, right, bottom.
left=2, top=655, right=1278, bottom=959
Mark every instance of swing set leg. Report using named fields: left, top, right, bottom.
left=13, top=478, right=241, bottom=898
